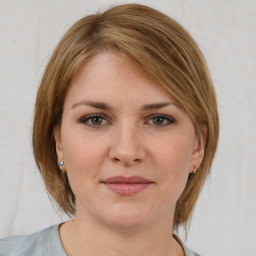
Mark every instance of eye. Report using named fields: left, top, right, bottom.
left=79, top=114, right=110, bottom=127
left=147, top=114, right=175, bottom=127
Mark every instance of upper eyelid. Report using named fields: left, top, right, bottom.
left=79, top=113, right=176, bottom=125
left=80, top=113, right=110, bottom=122
left=147, top=113, right=175, bottom=120
left=145, top=114, right=176, bottom=126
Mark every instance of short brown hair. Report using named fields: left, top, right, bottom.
left=33, top=3, right=219, bottom=231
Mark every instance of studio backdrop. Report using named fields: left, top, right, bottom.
left=0, top=1, right=255, bottom=255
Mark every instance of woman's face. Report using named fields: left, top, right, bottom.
left=55, top=51, right=204, bottom=231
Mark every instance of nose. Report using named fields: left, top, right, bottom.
left=109, top=122, right=146, bottom=167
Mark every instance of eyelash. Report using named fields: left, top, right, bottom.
left=79, top=113, right=176, bottom=128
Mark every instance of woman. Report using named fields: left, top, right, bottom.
left=0, top=3, right=219, bottom=256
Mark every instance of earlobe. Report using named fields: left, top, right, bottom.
left=190, top=125, right=207, bottom=172
left=54, top=126, right=64, bottom=163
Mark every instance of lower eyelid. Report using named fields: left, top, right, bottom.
left=79, top=114, right=108, bottom=125
left=78, top=114, right=175, bottom=126
left=148, top=115, right=175, bottom=123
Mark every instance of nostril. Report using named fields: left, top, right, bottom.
left=112, top=157, right=140, bottom=165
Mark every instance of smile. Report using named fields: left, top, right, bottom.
left=102, top=176, right=153, bottom=196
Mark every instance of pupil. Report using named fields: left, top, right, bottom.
left=153, top=117, right=163, bottom=125
left=92, top=117, right=102, bottom=125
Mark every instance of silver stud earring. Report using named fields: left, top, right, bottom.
left=58, top=161, right=64, bottom=169
left=192, top=166, right=197, bottom=174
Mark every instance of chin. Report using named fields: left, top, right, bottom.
left=107, top=218, right=149, bottom=232
left=102, top=205, right=152, bottom=232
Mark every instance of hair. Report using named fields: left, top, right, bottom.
left=33, top=3, right=219, bottom=231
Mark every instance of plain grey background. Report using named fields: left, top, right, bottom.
left=0, top=0, right=256, bottom=255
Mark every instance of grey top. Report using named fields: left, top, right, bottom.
left=0, top=224, right=200, bottom=256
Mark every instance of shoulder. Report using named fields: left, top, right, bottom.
left=0, top=230, right=41, bottom=256
left=0, top=224, right=66, bottom=256
left=182, top=242, right=201, bottom=256
left=173, top=234, right=201, bottom=256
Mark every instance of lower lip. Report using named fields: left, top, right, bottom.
left=104, top=183, right=152, bottom=195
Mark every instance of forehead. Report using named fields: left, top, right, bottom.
left=66, top=51, right=178, bottom=107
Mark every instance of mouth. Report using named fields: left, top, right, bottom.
left=102, top=176, right=153, bottom=196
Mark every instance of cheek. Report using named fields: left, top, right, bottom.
left=153, top=134, right=193, bottom=173
left=60, top=128, right=109, bottom=184
left=62, top=139, right=101, bottom=198
left=61, top=133, right=111, bottom=207
left=151, top=134, right=194, bottom=194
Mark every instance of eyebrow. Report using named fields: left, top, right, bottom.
left=71, top=100, right=180, bottom=111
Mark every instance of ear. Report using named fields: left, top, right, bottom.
left=54, top=126, right=65, bottom=170
left=189, top=125, right=207, bottom=173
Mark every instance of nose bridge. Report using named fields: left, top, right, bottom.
left=109, top=118, right=145, bottom=166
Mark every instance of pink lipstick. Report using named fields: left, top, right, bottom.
left=102, top=176, right=153, bottom=196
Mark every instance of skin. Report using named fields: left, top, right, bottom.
left=55, top=51, right=205, bottom=256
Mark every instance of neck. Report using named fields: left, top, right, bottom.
left=59, top=211, right=184, bottom=256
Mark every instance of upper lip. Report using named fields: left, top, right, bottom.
left=103, top=176, right=152, bottom=184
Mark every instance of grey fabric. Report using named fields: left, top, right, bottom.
left=179, top=239, right=201, bottom=256
left=0, top=224, right=200, bottom=255
left=0, top=225, right=66, bottom=256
